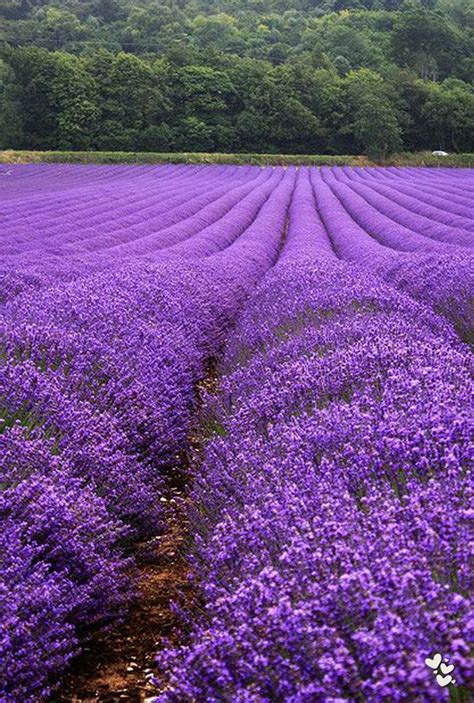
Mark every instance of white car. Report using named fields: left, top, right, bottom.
left=432, top=150, right=449, bottom=156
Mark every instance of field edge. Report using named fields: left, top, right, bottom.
left=1, top=150, right=473, bottom=168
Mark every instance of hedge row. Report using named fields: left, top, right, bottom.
left=1, top=150, right=472, bottom=167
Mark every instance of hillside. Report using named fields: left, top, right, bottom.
left=1, top=1, right=473, bottom=162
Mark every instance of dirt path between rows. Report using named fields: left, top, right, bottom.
left=55, top=495, right=190, bottom=702
left=54, top=369, right=219, bottom=703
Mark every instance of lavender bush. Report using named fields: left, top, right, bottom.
left=0, top=163, right=472, bottom=701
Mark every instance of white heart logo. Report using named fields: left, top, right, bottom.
left=425, top=653, right=442, bottom=669
left=440, top=662, right=454, bottom=675
left=436, top=674, right=453, bottom=687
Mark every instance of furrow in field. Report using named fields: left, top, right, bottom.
left=328, top=179, right=459, bottom=254
left=345, top=167, right=474, bottom=214
left=1, top=164, right=473, bottom=703
left=321, top=167, right=473, bottom=249
left=0, top=166, right=202, bottom=245
left=310, top=168, right=396, bottom=262
left=0, top=163, right=296, bottom=703
left=279, top=166, right=336, bottom=263
left=153, top=201, right=472, bottom=701
left=0, top=166, right=256, bottom=254
left=81, top=168, right=278, bottom=259
left=0, top=162, right=175, bottom=207
left=56, top=168, right=262, bottom=256
left=310, top=169, right=474, bottom=341
left=335, top=168, right=474, bottom=235
left=369, top=166, right=474, bottom=197
left=149, top=168, right=285, bottom=260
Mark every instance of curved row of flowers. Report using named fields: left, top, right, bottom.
left=0, top=163, right=472, bottom=701
left=155, top=169, right=473, bottom=701
left=0, top=167, right=296, bottom=701
left=310, top=169, right=474, bottom=341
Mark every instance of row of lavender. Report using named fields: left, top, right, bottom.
left=1, top=163, right=473, bottom=340
left=313, top=167, right=474, bottom=342
left=0, top=165, right=295, bottom=701
left=155, top=169, right=474, bottom=701
left=0, top=163, right=472, bottom=701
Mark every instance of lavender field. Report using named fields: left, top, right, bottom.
left=0, top=163, right=473, bottom=702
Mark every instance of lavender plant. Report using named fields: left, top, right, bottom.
left=0, top=163, right=472, bottom=702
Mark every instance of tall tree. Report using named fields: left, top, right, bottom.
left=391, top=6, right=463, bottom=80
left=0, top=58, right=22, bottom=148
left=345, top=68, right=402, bottom=158
left=421, top=78, right=474, bottom=151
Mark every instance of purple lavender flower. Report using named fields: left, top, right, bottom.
left=1, top=163, right=472, bottom=702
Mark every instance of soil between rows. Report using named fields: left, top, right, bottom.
left=53, top=369, right=220, bottom=703
left=54, top=507, right=191, bottom=703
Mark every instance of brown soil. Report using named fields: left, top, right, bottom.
left=52, top=369, right=219, bottom=703
left=53, top=497, right=192, bottom=703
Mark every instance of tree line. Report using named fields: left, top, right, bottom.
left=1, top=0, right=473, bottom=157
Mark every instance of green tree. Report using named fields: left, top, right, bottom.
left=1, top=0, right=472, bottom=156
left=177, top=64, right=235, bottom=117
left=85, top=51, right=171, bottom=149
left=40, top=7, right=89, bottom=50
left=190, top=14, right=243, bottom=53
left=176, top=116, right=215, bottom=151
left=8, top=47, right=97, bottom=149
left=0, top=58, right=22, bottom=148
left=391, top=7, right=463, bottom=79
left=421, top=78, right=474, bottom=151
left=345, top=68, right=402, bottom=158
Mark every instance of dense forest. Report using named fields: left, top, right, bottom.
left=0, top=0, right=473, bottom=156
